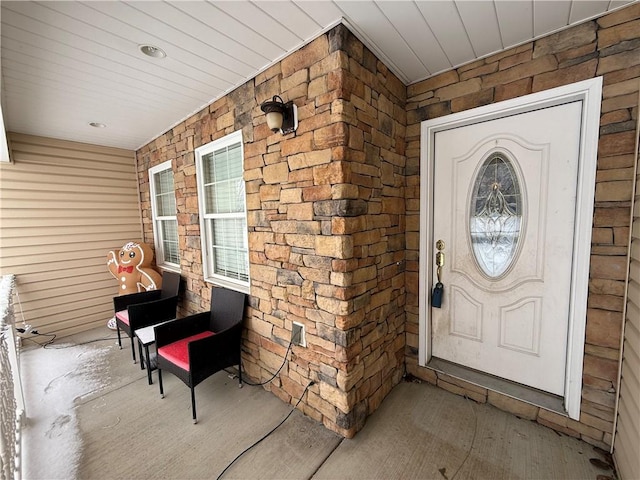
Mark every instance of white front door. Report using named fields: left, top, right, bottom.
left=430, top=102, right=582, bottom=396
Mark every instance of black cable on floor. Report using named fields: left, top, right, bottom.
left=19, top=331, right=57, bottom=347
left=239, top=339, right=294, bottom=386
left=238, top=329, right=300, bottom=387
left=216, top=380, right=314, bottom=480
left=20, top=331, right=118, bottom=349
left=451, top=396, right=479, bottom=480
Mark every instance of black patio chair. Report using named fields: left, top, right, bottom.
left=155, top=287, right=246, bottom=423
left=114, top=270, right=181, bottom=363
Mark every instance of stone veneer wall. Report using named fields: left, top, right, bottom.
left=404, top=4, right=640, bottom=449
left=136, top=25, right=406, bottom=438
left=136, top=4, right=638, bottom=443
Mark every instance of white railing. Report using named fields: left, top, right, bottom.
left=0, top=275, right=23, bottom=480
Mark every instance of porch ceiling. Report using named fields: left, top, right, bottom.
left=0, top=0, right=635, bottom=151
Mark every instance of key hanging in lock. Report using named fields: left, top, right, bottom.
left=432, top=281, right=444, bottom=308
left=432, top=242, right=445, bottom=308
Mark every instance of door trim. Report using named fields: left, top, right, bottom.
left=418, top=77, right=603, bottom=419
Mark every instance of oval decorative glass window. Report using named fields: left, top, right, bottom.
left=469, top=152, right=522, bottom=278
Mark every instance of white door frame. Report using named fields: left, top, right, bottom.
left=419, top=77, right=603, bottom=419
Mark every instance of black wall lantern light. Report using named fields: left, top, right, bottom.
left=260, top=95, right=298, bottom=135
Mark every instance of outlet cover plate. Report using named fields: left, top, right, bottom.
left=292, top=322, right=306, bottom=347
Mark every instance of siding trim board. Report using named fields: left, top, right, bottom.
left=614, top=87, right=640, bottom=479
left=0, top=133, right=141, bottom=337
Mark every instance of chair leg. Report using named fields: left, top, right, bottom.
left=238, top=362, right=243, bottom=388
left=191, top=385, right=197, bottom=424
left=129, top=336, right=136, bottom=363
left=139, top=341, right=145, bottom=371
left=158, top=368, right=164, bottom=398
left=144, top=345, right=153, bottom=385
left=116, top=325, right=122, bottom=349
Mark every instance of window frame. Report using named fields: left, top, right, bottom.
left=195, top=130, right=250, bottom=293
left=148, top=160, right=180, bottom=271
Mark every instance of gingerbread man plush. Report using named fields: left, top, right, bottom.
left=107, top=242, right=162, bottom=294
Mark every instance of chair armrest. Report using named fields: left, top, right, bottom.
left=114, top=290, right=162, bottom=312
left=126, top=296, right=178, bottom=331
left=155, top=312, right=210, bottom=348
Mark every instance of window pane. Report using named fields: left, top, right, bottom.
left=202, top=152, right=215, bottom=184
left=469, top=153, right=522, bottom=278
left=155, top=168, right=174, bottom=194
left=202, top=142, right=245, bottom=214
left=161, top=219, right=180, bottom=265
left=210, top=217, right=248, bottom=282
left=212, top=143, right=242, bottom=181
left=151, top=163, right=179, bottom=268
left=197, top=132, right=248, bottom=287
left=204, top=179, right=245, bottom=214
left=154, top=168, right=176, bottom=216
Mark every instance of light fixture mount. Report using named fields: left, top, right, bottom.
left=139, top=44, right=166, bottom=59
left=260, top=95, right=298, bottom=135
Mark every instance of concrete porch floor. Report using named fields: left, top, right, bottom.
left=21, top=328, right=613, bottom=479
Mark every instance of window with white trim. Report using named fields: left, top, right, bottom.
left=195, top=131, right=249, bottom=292
left=149, top=161, right=180, bottom=270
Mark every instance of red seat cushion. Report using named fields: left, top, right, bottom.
left=158, top=331, right=215, bottom=371
left=115, top=310, right=129, bottom=325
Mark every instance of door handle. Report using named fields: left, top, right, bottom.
left=435, top=240, right=445, bottom=283
left=436, top=252, right=444, bottom=281
left=432, top=240, right=445, bottom=308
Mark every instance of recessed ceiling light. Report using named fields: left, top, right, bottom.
left=89, top=122, right=106, bottom=128
left=139, top=44, right=166, bottom=59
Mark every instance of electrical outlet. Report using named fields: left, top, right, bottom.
left=292, top=322, right=306, bottom=347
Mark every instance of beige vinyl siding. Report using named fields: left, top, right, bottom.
left=616, top=130, right=640, bottom=479
left=0, top=133, right=142, bottom=337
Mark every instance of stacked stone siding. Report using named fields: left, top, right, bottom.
left=137, top=25, right=406, bottom=438
left=405, top=3, right=640, bottom=449
left=136, top=4, right=638, bottom=441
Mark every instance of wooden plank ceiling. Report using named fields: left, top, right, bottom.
left=0, top=1, right=634, bottom=151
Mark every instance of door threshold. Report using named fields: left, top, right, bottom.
left=427, top=357, right=567, bottom=417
